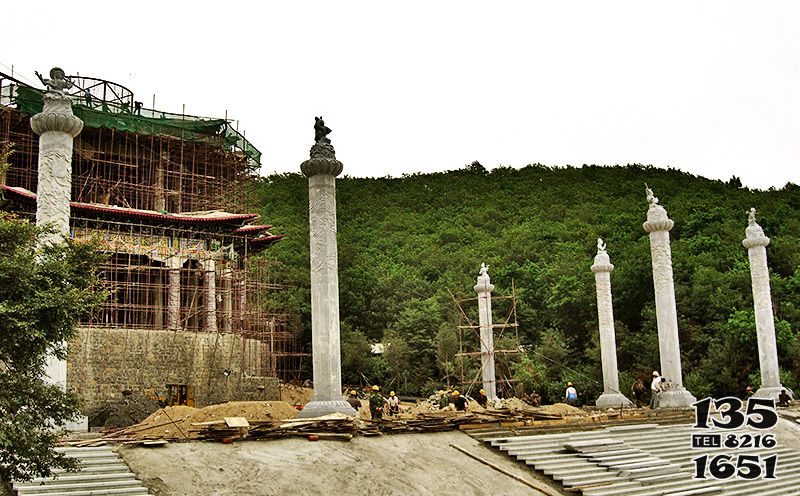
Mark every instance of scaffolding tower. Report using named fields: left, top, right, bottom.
left=451, top=282, right=522, bottom=398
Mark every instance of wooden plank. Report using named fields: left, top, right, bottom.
left=224, top=417, right=250, bottom=428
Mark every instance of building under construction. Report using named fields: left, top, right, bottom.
left=0, top=72, right=305, bottom=407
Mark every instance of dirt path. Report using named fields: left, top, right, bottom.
left=119, top=431, right=561, bottom=496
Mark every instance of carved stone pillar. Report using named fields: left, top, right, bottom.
left=31, top=68, right=85, bottom=429
left=167, top=254, right=181, bottom=331
left=642, top=187, right=696, bottom=408
left=203, top=259, right=218, bottom=333
left=474, top=263, right=497, bottom=400
left=31, top=82, right=83, bottom=248
left=221, top=266, right=233, bottom=333
left=296, top=117, right=356, bottom=418
left=591, top=239, right=632, bottom=408
left=743, top=208, right=789, bottom=400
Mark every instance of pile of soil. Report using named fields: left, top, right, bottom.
left=499, top=397, right=537, bottom=412
left=540, top=402, right=584, bottom=416
left=279, top=384, right=314, bottom=405
left=87, top=394, right=162, bottom=429
left=191, top=401, right=298, bottom=423
left=126, top=401, right=299, bottom=440
left=130, top=405, right=200, bottom=440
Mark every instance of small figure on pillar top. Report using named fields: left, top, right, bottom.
left=748, top=207, right=757, bottom=226
left=35, top=67, right=73, bottom=94
left=314, top=116, right=332, bottom=144
left=645, top=184, right=659, bottom=207
left=597, top=238, right=606, bottom=254
left=479, top=262, right=489, bottom=277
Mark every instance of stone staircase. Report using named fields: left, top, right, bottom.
left=476, top=422, right=800, bottom=495
left=12, top=447, right=150, bottom=496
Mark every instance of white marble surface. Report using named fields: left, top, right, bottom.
left=743, top=209, right=785, bottom=398
left=474, top=263, right=497, bottom=400
left=643, top=189, right=696, bottom=408
left=591, top=240, right=631, bottom=408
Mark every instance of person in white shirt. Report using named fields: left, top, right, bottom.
left=650, top=371, right=661, bottom=409
left=565, top=382, right=578, bottom=405
left=386, top=390, right=400, bottom=416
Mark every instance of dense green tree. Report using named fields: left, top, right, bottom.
left=0, top=215, right=104, bottom=485
left=257, top=164, right=800, bottom=398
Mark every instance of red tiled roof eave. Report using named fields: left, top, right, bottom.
left=1, top=185, right=259, bottom=226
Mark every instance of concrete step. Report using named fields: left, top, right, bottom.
left=15, top=489, right=149, bottom=496
left=51, top=465, right=131, bottom=475
left=16, top=480, right=144, bottom=494
left=12, top=448, right=149, bottom=496
left=20, top=473, right=137, bottom=486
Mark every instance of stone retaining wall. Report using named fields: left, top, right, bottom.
left=67, top=327, right=280, bottom=410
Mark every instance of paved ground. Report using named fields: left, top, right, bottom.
left=118, top=430, right=563, bottom=496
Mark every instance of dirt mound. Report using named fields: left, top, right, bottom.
left=500, top=397, right=537, bottom=412
left=191, top=401, right=298, bottom=423
left=279, top=384, right=314, bottom=405
left=87, top=394, right=161, bottom=429
left=540, top=402, right=584, bottom=416
left=130, top=405, right=200, bottom=440
left=125, top=401, right=299, bottom=440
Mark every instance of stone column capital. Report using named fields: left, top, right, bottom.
left=30, top=92, right=83, bottom=137
left=743, top=234, right=770, bottom=249
left=643, top=205, right=674, bottom=233
left=591, top=252, right=614, bottom=273
left=743, top=220, right=770, bottom=248
left=474, top=280, right=494, bottom=293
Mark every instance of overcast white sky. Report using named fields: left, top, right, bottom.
left=2, top=1, right=798, bottom=189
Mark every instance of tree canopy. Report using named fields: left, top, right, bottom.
left=256, top=164, right=800, bottom=402
left=0, top=215, right=104, bottom=484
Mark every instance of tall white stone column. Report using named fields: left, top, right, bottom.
left=221, top=266, right=233, bottom=333
left=642, top=187, right=696, bottom=408
left=297, top=117, right=356, bottom=417
left=743, top=208, right=788, bottom=400
left=167, top=255, right=182, bottom=331
left=591, top=239, right=632, bottom=408
left=31, top=68, right=86, bottom=430
left=203, top=259, right=218, bottom=333
left=474, top=263, right=497, bottom=400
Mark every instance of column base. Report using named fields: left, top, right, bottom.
left=296, top=399, right=358, bottom=418
left=753, top=385, right=792, bottom=401
left=657, top=387, right=697, bottom=408
left=595, top=393, right=633, bottom=409
left=58, top=415, right=89, bottom=432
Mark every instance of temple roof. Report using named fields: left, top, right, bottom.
left=1, top=184, right=283, bottom=250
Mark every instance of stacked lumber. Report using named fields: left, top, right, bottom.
left=247, top=413, right=356, bottom=441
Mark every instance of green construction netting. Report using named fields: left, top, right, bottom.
left=14, top=86, right=261, bottom=166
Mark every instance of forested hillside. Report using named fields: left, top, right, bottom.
left=256, top=163, right=800, bottom=403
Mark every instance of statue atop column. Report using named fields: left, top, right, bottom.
left=597, top=237, right=606, bottom=254
left=314, top=116, right=332, bottom=144
left=35, top=67, right=73, bottom=94
left=302, top=116, right=342, bottom=173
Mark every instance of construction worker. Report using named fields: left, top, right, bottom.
left=369, top=385, right=385, bottom=420
left=346, top=389, right=361, bottom=412
left=453, top=390, right=467, bottom=411
left=476, top=389, right=488, bottom=408
left=387, top=391, right=400, bottom=416
left=437, top=389, right=449, bottom=409
left=565, top=382, right=577, bottom=405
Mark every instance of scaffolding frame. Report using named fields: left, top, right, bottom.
left=0, top=96, right=305, bottom=383
left=451, top=281, right=521, bottom=398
